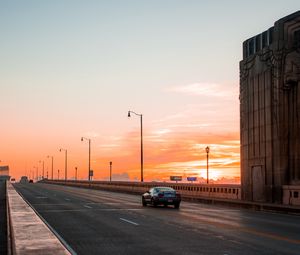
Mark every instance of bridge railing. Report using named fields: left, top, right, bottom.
left=42, top=180, right=241, bottom=200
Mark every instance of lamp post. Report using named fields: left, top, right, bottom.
left=58, top=169, right=60, bottom=180
left=128, top=110, right=144, bottom=182
left=75, top=167, right=78, bottom=181
left=47, top=155, right=54, bottom=180
left=39, top=160, right=44, bottom=179
left=205, top=146, right=210, bottom=184
left=59, top=148, right=68, bottom=181
left=34, top=166, right=38, bottom=182
left=109, top=161, right=112, bottom=182
left=81, top=137, right=91, bottom=181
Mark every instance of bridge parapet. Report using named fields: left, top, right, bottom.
left=43, top=180, right=241, bottom=200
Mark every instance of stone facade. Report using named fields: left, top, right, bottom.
left=240, top=11, right=300, bottom=203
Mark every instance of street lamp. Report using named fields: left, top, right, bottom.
left=39, top=160, right=44, bottom=179
left=33, top=166, right=38, bottom=182
left=42, top=161, right=44, bottom=179
left=109, top=161, right=112, bottom=182
left=58, top=169, right=60, bottom=180
left=81, top=137, right=91, bottom=181
left=75, top=167, right=78, bottom=181
left=47, top=155, right=54, bottom=180
left=59, top=148, right=68, bottom=182
left=205, top=146, right=210, bottom=184
left=128, top=110, right=144, bottom=182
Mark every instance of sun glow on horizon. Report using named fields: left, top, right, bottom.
left=0, top=2, right=256, bottom=183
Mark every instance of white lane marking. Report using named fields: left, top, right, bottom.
left=119, top=218, right=139, bottom=226
left=36, top=196, right=48, bottom=199
left=86, top=202, right=118, bottom=205
left=65, top=198, right=71, bottom=201
left=84, top=205, right=92, bottom=209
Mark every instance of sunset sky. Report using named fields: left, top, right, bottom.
left=1, top=1, right=299, bottom=182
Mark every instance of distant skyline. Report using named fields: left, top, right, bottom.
left=1, top=1, right=299, bottom=181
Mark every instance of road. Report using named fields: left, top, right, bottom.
left=14, top=183, right=300, bottom=255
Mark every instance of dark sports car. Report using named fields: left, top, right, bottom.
left=142, top=187, right=181, bottom=209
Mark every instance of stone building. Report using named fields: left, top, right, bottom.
left=240, top=11, right=300, bottom=203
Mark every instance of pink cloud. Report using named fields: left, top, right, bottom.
left=168, top=82, right=237, bottom=98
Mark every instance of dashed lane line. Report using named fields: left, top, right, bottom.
left=120, top=218, right=139, bottom=226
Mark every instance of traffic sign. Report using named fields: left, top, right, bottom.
left=170, top=176, right=182, bottom=181
left=187, top=177, right=197, bottom=182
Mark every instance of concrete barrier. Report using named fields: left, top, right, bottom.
left=7, top=182, right=11, bottom=255
left=43, top=180, right=241, bottom=200
left=6, top=182, right=71, bottom=255
left=42, top=180, right=300, bottom=214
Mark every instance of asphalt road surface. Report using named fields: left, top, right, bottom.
left=14, top=183, right=300, bottom=255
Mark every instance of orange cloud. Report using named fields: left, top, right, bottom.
left=93, top=127, right=240, bottom=183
